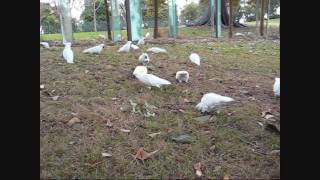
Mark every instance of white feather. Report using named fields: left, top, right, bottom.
left=63, top=42, right=74, bottom=64
left=82, top=44, right=104, bottom=54
left=131, top=44, right=140, bottom=50
left=175, top=71, right=189, bottom=83
left=196, top=93, right=234, bottom=113
left=118, top=41, right=132, bottom=52
left=147, top=47, right=167, bottom=54
left=235, top=32, right=245, bottom=36
left=135, top=73, right=171, bottom=88
left=273, top=78, right=280, bottom=97
left=138, top=53, right=150, bottom=65
left=145, top=32, right=150, bottom=38
left=189, top=53, right=200, bottom=66
left=133, top=66, right=148, bottom=76
left=40, top=42, right=50, bottom=49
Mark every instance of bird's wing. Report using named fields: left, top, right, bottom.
left=145, top=74, right=171, bottom=86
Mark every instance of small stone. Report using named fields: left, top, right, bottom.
left=52, top=96, right=60, bottom=101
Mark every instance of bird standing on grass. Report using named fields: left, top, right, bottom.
left=196, top=93, right=234, bottom=113
left=273, top=78, right=280, bottom=97
left=190, top=53, right=200, bottom=66
left=118, top=41, right=132, bottom=53
left=82, top=44, right=104, bottom=54
left=138, top=53, right=150, bottom=66
left=63, top=42, right=74, bottom=64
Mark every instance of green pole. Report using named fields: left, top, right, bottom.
left=216, top=0, right=222, bottom=37
left=168, top=0, right=178, bottom=38
left=129, top=0, right=142, bottom=41
left=110, top=0, right=122, bottom=42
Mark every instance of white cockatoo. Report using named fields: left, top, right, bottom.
left=190, top=53, right=200, bottom=66
left=118, top=41, right=132, bottom=52
left=131, top=44, right=140, bottom=50
left=135, top=73, right=171, bottom=88
left=40, top=42, right=50, bottom=49
left=273, top=78, right=280, bottom=97
left=235, top=32, right=245, bottom=37
left=98, top=34, right=106, bottom=39
left=176, top=71, right=189, bottom=83
left=82, top=44, right=104, bottom=54
left=137, top=33, right=150, bottom=46
left=147, top=47, right=167, bottom=54
left=133, top=66, right=148, bottom=77
left=138, top=53, right=150, bottom=65
left=196, top=93, right=234, bottom=113
left=145, top=32, right=150, bottom=38
left=63, top=42, right=74, bottom=64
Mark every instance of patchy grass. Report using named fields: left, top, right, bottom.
left=245, top=18, right=280, bottom=27
left=40, top=24, right=279, bottom=41
left=40, top=37, right=280, bottom=179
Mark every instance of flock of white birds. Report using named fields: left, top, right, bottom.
left=40, top=32, right=280, bottom=113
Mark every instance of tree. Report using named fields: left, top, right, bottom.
left=81, top=0, right=106, bottom=31
left=142, top=0, right=168, bottom=20
left=180, top=2, right=200, bottom=24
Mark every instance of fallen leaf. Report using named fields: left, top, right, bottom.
left=85, top=70, right=89, bottom=74
left=131, top=147, right=158, bottom=162
left=194, top=115, right=212, bottom=123
left=71, top=112, right=78, bottom=116
left=120, top=129, right=130, bottom=133
left=193, top=162, right=203, bottom=177
left=248, top=97, right=256, bottom=101
left=258, top=122, right=264, bottom=127
left=40, top=84, right=45, bottom=89
left=265, top=114, right=274, bottom=120
left=69, top=141, right=75, bottom=145
left=171, top=134, right=193, bottom=144
left=52, top=96, right=60, bottom=101
left=223, top=175, right=230, bottom=180
left=268, top=150, right=280, bottom=155
left=67, top=117, right=81, bottom=126
left=148, top=132, right=161, bottom=138
left=261, top=109, right=272, bottom=117
left=106, top=120, right=113, bottom=127
left=178, top=109, right=185, bottom=113
left=184, top=99, right=191, bottom=103
left=101, top=152, right=112, bottom=157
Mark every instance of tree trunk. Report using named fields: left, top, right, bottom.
left=154, top=0, right=159, bottom=39
left=93, top=1, right=97, bottom=32
left=255, top=0, right=260, bottom=34
left=104, top=0, right=112, bottom=40
left=228, top=0, right=232, bottom=38
left=260, top=0, right=265, bottom=36
left=125, top=0, right=132, bottom=41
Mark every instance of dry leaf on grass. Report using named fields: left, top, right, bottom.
left=193, top=162, right=203, bottom=177
left=131, top=147, right=158, bottom=162
left=223, top=175, right=230, bottom=180
left=106, top=119, right=113, bottom=127
left=67, top=117, right=81, bottom=126
left=261, top=109, right=272, bottom=117
left=148, top=132, right=161, bottom=138
left=52, top=96, right=60, bottom=101
left=101, top=152, right=112, bottom=157
left=120, top=129, right=130, bottom=133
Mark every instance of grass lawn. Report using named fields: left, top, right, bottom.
left=40, top=19, right=279, bottom=41
left=40, top=36, right=280, bottom=179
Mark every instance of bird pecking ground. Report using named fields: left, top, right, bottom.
left=40, top=37, right=280, bottom=179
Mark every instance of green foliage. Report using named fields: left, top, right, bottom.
left=180, top=2, right=200, bottom=24
left=81, top=0, right=106, bottom=22
left=142, top=0, right=168, bottom=20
